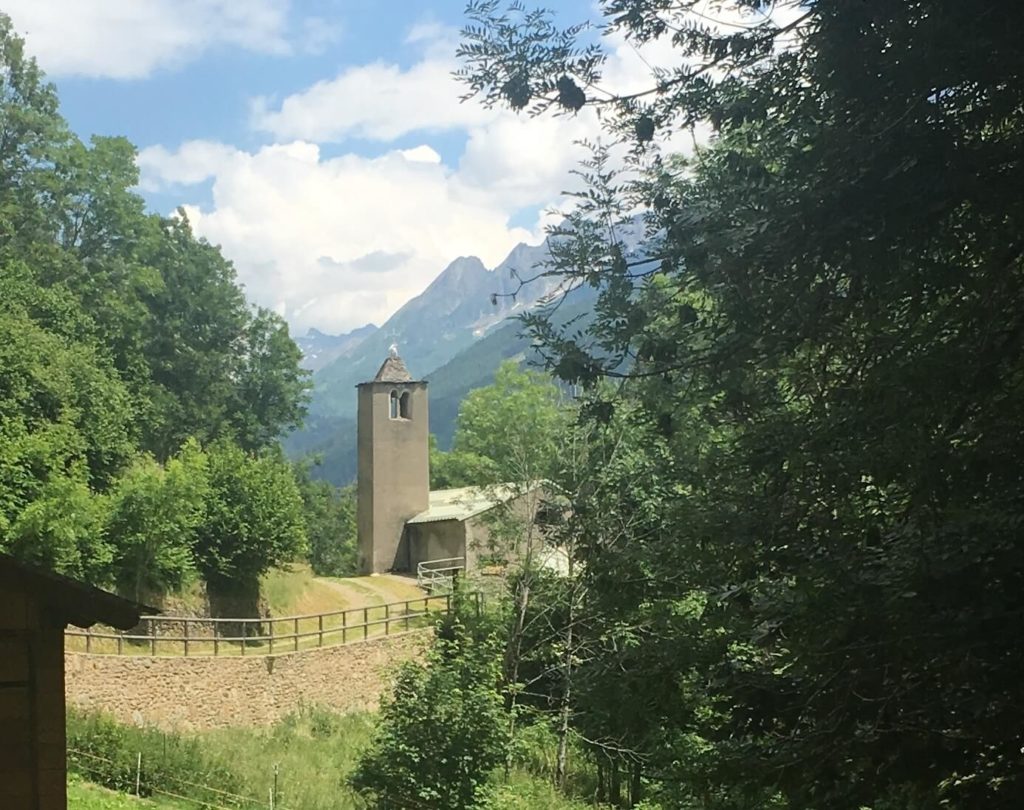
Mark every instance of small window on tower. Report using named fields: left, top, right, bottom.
left=389, top=390, right=399, bottom=419
left=400, top=391, right=411, bottom=419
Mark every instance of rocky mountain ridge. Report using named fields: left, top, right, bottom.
left=295, top=324, right=378, bottom=373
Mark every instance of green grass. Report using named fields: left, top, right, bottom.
left=70, top=706, right=596, bottom=810
left=200, top=706, right=375, bottom=809
left=482, top=778, right=594, bottom=810
left=68, top=774, right=186, bottom=809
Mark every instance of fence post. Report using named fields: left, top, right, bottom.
left=363, top=607, right=368, bottom=641
left=135, top=752, right=142, bottom=797
left=294, top=617, right=299, bottom=652
left=241, top=622, right=246, bottom=656
left=405, top=600, right=410, bottom=632
left=149, top=618, right=156, bottom=656
left=117, top=629, right=123, bottom=656
left=183, top=620, right=189, bottom=657
left=318, top=614, right=324, bottom=647
left=342, top=610, right=347, bottom=644
left=384, top=603, right=390, bottom=635
left=269, top=618, right=274, bottom=656
left=214, top=624, right=219, bottom=657
left=85, top=629, right=91, bottom=654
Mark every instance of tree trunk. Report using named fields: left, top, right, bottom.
left=555, top=580, right=575, bottom=789
left=629, top=762, right=642, bottom=807
left=503, top=575, right=531, bottom=776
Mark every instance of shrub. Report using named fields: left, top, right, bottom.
left=350, top=620, right=509, bottom=809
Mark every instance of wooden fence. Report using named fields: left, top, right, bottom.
left=64, top=592, right=464, bottom=657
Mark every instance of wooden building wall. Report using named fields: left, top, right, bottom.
left=0, top=586, right=68, bottom=810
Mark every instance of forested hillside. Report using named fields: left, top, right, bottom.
left=0, top=17, right=352, bottom=608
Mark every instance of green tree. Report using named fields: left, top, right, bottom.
left=459, top=1, right=1024, bottom=807
left=0, top=15, right=312, bottom=599
left=0, top=13, right=71, bottom=253
left=0, top=309, right=133, bottom=573
left=106, top=443, right=209, bottom=604
left=351, top=618, right=509, bottom=809
left=196, top=443, right=307, bottom=614
left=294, top=460, right=357, bottom=577
left=430, top=434, right=499, bottom=490
left=446, top=361, right=569, bottom=487
left=4, top=476, right=111, bottom=584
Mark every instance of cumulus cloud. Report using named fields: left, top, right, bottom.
left=251, top=57, right=492, bottom=143
left=2, top=0, right=328, bottom=79
left=136, top=140, right=241, bottom=190
left=399, top=145, right=443, bottom=164
left=139, top=139, right=554, bottom=334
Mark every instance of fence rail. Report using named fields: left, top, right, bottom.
left=416, top=556, right=465, bottom=590
left=65, top=593, right=454, bottom=657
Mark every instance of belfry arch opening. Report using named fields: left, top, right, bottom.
left=389, top=389, right=412, bottom=420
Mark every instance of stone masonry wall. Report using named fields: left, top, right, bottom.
left=65, top=631, right=431, bottom=731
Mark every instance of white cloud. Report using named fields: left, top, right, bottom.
left=137, top=141, right=241, bottom=190
left=139, top=139, right=554, bottom=335
left=455, top=114, right=593, bottom=211
left=249, top=14, right=705, bottom=149
left=251, top=55, right=492, bottom=143
left=399, top=145, right=443, bottom=164
left=2, top=0, right=312, bottom=79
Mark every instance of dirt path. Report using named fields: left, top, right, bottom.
left=317, top=574, right=426, bottom=610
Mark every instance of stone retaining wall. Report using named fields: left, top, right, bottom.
left=65, top=631, right=431, bottom=731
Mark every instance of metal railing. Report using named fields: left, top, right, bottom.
left=416, top=556, right=465, bottom=590
left=65, top=593, right=453, bottom=657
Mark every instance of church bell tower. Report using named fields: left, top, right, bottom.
left=356, top=350, right=429, bottom=574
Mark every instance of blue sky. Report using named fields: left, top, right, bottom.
left=5, top=0, right=667, bottom=335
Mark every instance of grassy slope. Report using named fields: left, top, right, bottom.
left=71, top=707, right=589, bottom=810
left=67, top=775, right=186, bottom=809
left=262, top=564, right=426, bottom=615
left=198, top=709, right=590, bottom=810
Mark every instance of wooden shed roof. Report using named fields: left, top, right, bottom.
left=0, top=554, right=153, bottom=630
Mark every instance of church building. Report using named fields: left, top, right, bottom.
left=356, top=350, right=541, bottom=576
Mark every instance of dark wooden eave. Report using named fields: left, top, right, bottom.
left=0, top=553, right=154, bottom=630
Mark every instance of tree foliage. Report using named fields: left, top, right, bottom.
left=294, top=461, right=357, bottom=577
left=432, top=360, right=571, bottom=488
left=0, top=15, right=311, bottom=604
left=351, top=618, right=510, bottom=809
left=458, top=1, right=1024, bottom=807
left=106, top=443, right=209, bottom=604
left=195, top=443, right=307, bottom=596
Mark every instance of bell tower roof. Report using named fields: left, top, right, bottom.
left=372, top=354, right=413, bottom=383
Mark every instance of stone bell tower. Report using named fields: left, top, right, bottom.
left=356, top=349, right=430, bottom=574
